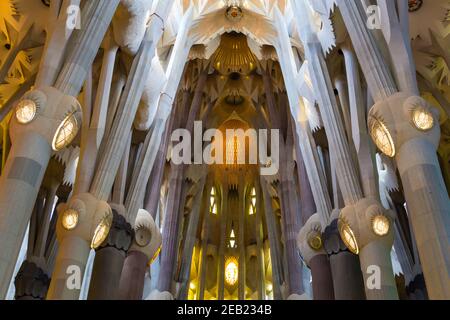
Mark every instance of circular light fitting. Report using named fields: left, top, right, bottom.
left=412, top=108, right=434, bottom=131
left=338, top=219, right=359, bottom=255
left=369, top=117, right=396, bottom=158
left=62, top=209, right=79, bottom=230
left=15, top=99, right=37, bottom=124
left=372, top=215, right=390, bottom=236
left=52, top=111, right=80, bottom=151
left=91, top=213, right=113, bottom=249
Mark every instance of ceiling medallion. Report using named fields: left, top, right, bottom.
left=226, top=6, right=243, bottom=22
left=408, top=0, right=423, bottom=12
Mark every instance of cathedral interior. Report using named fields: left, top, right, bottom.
left=0, top=0, right=449, bottom=301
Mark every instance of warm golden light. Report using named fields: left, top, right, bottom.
left=249, top=187, right=256, bottom=215
left=412, top=108, right=434, bottom=131
left=210, top=187, right=218, bottom=215
left=369, top=118, right=395, bottom=157
left=338, top=220, right=359, bottom=255
left=372, top=215, right=390, bottom=236
left=225, top=257, right=238, bottom=286
left=52, top=111, right=80, bottom=151
left=91, top=214, right=113, bottom=249
left=150, top=246, right=162, bottom=264
left=15, top=99, right=37, bottom=124
left=307, top=231, right=323, bottom=251
left=61, top=209, right=79, bottom=230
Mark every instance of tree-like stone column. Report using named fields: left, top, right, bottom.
left=338, top=0, right=450, bottom=299
left=177, top=175, right=207, bottom=300
left=48, top=2, right=180, bottom=300
left=291, top=1, right=398, bottom=300
left=260, top=178, right=283, bottom=300
left=0, top=1, right=118, bottom=299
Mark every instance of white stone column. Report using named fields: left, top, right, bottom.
left=55, top=0, right=120, bottom=96
left=74, top=34, right=119, bottom=195
left=35, top=0, right=81, bottom=87
left=341, top=44, right=379, bottom=199
left=260, top=177, right=283, bottom=300
left=338, top=0, right=450, bottom=299
left=272, top=8, right=332, bottom=228
left=177, top=175, right=207, bottom=299
left=289, top=2, right=398, bottom=299
left=48, top=2, right=179, bottom=301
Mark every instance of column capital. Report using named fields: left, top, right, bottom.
left=55, top=193, right=113, bottom=250
left=323, top=218, right=350, bottom=256
left=129, top=209, right=162, bottom=264
left=369, top=92, right=440, bottom=163
left=95, top=205, right=134, bottom=253
left=297, top=213, right=327, bottom=266
left=337, top=198, right=395, bottom=254
left=14, top=261, right=50, bottom=300
left=10, top=86, right=82, bottom=149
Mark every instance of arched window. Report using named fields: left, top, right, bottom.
left=209, top=187, right=218, bottom=215
left=249, top=187, right=256, bottom=215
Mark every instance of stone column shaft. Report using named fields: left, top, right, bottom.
left=255, top=183, right=266, bottom=300
left=217, top=186, right=228, bottom=300
left=309, top=255, right=334, bottom=300
left=336, top=0, right=397, bottom=102
left=339, top=0, right=450, bottom=299
left=90, top=27, right=161, bottom=200
left=74, top=39, right=119, bottom=195
left=178, top=176, right=206, bottom=299
left=55, top=0, right=120, bottom=96
left=118, top=250, right=148, bottom=300
left=273, top=9, right=332, bottom=226
left=238, top=183, right=246, bottom=300
left=156, top=166, right=184, bottom=293
left=278, top=158, right=303, bottom=296
left=341, top=45, right=378, bottom=198
left=36, top=0, right=81, bottom=87
left=0, top=2, right=115, bottom=298
left=260, top=178, right=283, bottom=300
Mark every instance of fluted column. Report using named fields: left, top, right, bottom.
left=0, top=1, right=116, bottom=298
left=238, top=182, right=246, bottom=300
left=90, top=30, right=160, bottom=200
left=291, top=1, right=398, bottom=300
left=341, top=44, right=378, bottom=198
left=74, top=34, right=119, bottom=195
left=55, top=0, right=120, bottom=96
left=335, top=0, right=397, bottom=102
left=260, top=178, right=283, bottom=300
left=157, top=166, right=184, bottom=293
left=217, top=186, right=228, bottom=300
left=178, top=176, right=207, bottom=299
left=278, top=148, right=304, bottom=296
left=338, top=0, right=450, bottom=299
left=255, top=183, right=266, bottom=300
left=36, top=0, right=80, bottom=87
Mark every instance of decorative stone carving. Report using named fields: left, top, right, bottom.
left=96, top=206, right=134, bottom=252
left=14, top=261, right=50, bottom=300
